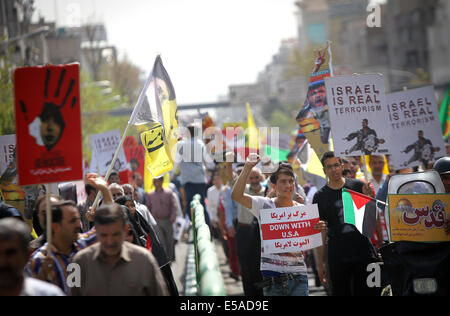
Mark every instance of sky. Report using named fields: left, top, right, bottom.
left=33, top=0, right=299, bottom=105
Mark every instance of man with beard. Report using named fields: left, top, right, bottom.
left=70, top=204, right=168, bottom=296
left=25, top=200, right=98, bottom=293
left=0, top=218, right=64, bottom=296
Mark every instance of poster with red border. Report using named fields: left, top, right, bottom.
left=260, top=204, right=322, bottom=254
left=14, top=64, right=83, bottom=185
left=123, top=136, right=145, bottom=181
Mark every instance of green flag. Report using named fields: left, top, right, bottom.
left=342, top=188, right=377, bottom=238
left=439, top=87, right=450, bottom=140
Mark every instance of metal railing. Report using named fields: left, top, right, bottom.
left=184, top=194, right=225, bottom=296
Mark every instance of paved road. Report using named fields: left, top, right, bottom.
left=171, top=236, right=327, bottom=296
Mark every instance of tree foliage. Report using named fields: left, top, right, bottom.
left=80, top=71, right=139, bottom=162
left=0, top=46, right=17, bottom=135
left=100, top=54, right=143, bottom=106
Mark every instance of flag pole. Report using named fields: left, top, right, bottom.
left=345, top=188, right=388, bottom=206
left=90, top=67, right=155, bottom=214
left=45, top=183, right=52, bottom=264
left=361, top=155, right=370, bottom=183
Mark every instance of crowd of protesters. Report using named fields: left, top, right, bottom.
left=1, top=123, right=449, bottom=296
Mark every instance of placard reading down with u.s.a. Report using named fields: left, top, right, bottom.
left=259, top=204, right=322, bottom=254
left=325, top=74, right=391, bottom=157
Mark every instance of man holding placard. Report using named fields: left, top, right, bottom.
left=232, top=154, right=326, bottom=296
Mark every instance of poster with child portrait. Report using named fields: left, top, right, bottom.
left=14, top=64, right=83, bottom=185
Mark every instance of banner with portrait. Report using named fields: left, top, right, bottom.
left=296, top=48, right=332, bottom=159
left=14, top=64, right=83, bottom=185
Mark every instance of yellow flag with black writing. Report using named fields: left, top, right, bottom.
left=131, top=56, right=179, bottom=180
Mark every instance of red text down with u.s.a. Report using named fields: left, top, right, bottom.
left=260, top=204, right=322, bottom=254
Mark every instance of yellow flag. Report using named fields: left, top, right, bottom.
left=141, top=123, right=173, bottom=179
left=134, top=56, right=179, bottom=179
left=246, top=103, right=259, bottom=151
left=144, top=160, right=170, bottom=193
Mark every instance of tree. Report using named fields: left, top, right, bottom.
left=284, top=45, right=333, bottom=80
left=0, top=46, right=16, bottom=135
left=100, top=54, right=143, bottom=106
left=269, top=109, right=296, bottom=134
left=79, top=71, right=137, bottom=162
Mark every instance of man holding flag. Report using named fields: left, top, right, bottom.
left=312, top=151, right=381, bottom=296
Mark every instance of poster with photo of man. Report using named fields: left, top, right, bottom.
left=387, top=86, right=445, bottom=170
left=325, top=74, right=391, bottom=156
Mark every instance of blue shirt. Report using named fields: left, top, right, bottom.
left=223, top=187, right=238, bottom=228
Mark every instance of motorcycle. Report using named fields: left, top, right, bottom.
left=379, top=171, right=450, bottom=296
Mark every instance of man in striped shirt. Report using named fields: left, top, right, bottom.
left=26, top=200, right=97, bottom=293
left=26, top=173, right=112, bottom=293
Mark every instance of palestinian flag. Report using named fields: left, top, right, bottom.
left=342, top=188, right=377, bottom=238
left=439, top=87, right=450, bottom=140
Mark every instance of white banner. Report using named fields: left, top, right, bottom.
left=387, top=86, right=445, bottom=170
left=0, top=134, right=16, bottom=175
left=325, top=74, right=391, bottom=156
left=260, top=204, right=322, bottom=254
left=173, top=216, right=188, bottom=241
left=90, top=129, right=128, bottom=176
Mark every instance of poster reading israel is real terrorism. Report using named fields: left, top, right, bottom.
left=325, top=74, right=391, bottom=157
left=387, top=86, right=445, bottom=170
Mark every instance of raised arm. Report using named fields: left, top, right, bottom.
left=231, top=153, right=260, bottom=209
left=85, top=173, right=114, bottom=204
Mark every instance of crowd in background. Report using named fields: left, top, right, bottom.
left=1, top=125, right=449, bottom=296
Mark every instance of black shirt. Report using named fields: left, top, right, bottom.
left=313, top=178, right=377, bottom=264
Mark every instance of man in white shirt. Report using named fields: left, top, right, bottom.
left=206, top=173, right=227, bottom=228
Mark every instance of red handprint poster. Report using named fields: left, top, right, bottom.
left=123, top=136, right=145, bottom=184
left=14, top=64, right=83, bottom=186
